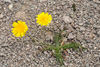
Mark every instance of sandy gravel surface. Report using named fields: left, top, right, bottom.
left=0, top=0, right=100, bottom=67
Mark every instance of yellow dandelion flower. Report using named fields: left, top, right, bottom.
left=36, top=12, right=52, bottom=26
left=11, top=21, right=28, bottom=37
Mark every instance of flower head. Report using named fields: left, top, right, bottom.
left=36, top=12, right=52, bottom=26
left=12, top=21, right=28, bottom=37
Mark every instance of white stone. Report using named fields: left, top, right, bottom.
left=0, top=53, right=6, bottom=57
left=4, top=0, right=11, bottom=3
left=80, top=27, right=85, bottom=31
left=79, top=22, right=83, bottom=26
left=0, top=14, right=3, bottom=18
left=64, top=61, right=68, bottom=66
left=40, top=0, right=47, bottom=2
left=8, top=4, right=13, bottom=10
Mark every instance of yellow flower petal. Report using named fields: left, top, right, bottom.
left=13, top=22, right=18, bottom=27
left=11, top=21, right=28, bottom=37
left=36, top=12, right=52, bottom=26
left=18, top=21, right=22, bottom=24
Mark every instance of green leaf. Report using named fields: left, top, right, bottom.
left=61, top=42, right=87, bottom=50
left=42, top=44, right=56, bottom=51
left=54, top=33, right=61, bottom=46
left=54, top=48, right=63, bottom=65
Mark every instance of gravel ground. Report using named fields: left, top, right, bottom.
left=0, top=0, right=100, bottom=67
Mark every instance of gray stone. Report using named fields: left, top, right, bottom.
left=97, top=30, right=100, bottom=35
left=60, top=24, right=64, bottom=31
left=2, top=43, right=9, bottom=47
left=68, top=33, right=75, bottom=39
left=63, top=16, right=73, bottom=24
left=45, top=31, right=53, bottom=41
left=93, top=24, right=100, bottom=28
left=93, top=0, right=100, bottom=3
left=15, top=10, right=26, bottom=19
left=77, top=32, right=83, bottom=41
left=61, top=31, right=67, bottom=36
left=68, top=25, right=74, bottom=32
left=75, top=0, right=82, bottom=2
